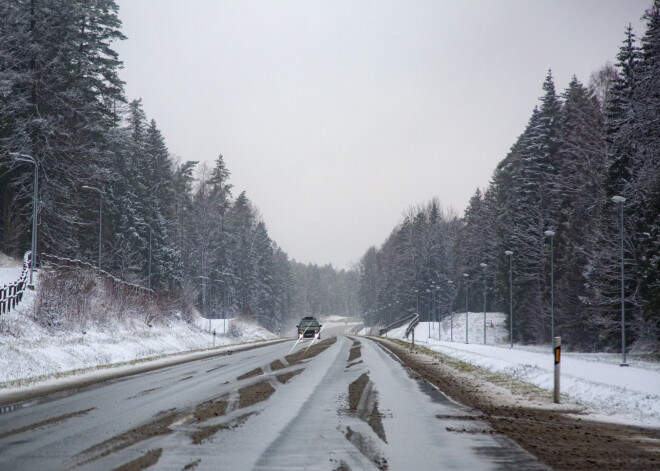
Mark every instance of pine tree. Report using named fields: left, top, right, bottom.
left=1, top=0, right=126, bottom=259
left=554, top=77, right=607, bottom=348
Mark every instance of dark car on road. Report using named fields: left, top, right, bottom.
left=297, top=317, right=322, bottom=339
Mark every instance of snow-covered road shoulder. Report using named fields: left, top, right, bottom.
left=385, top=315, right=660, bottom=428
left=0, top=284, right=281, bottom=397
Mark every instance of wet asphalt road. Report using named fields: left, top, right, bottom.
left=0, top=328, right=548, bottom=470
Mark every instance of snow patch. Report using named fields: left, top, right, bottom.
left=384, top=313, right=660, bottom=427
left=0, top=284, right=277, bottom=387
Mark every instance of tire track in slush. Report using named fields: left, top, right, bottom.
left=344, top=341, right=389, bottom=471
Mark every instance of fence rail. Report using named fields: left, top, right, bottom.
left=40, top=254, right=153, bottom=296
left=0, top=251, right=32, bottom=316
left=350, top=323, right=364, bottom=334
left=379, top=312, right=419, bottom=336
left=405, top=314, right=419, bottom=339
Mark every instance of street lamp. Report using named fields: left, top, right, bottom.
left=544, top=230, right=555, bottom=345
left=463, top=273, right=469, bottom=344
left=213, top=279, right=227, bottom=334
left=426, top=288, right=431, bottom=338
left=435, top=285, right=441, bottom=339
left=505, top=250, right=514, bottom=349
left=11, top=153, right=38, bottom=287
left=81, top=185, right=103, bottom=273
left=137, top=221, right=152, bottom=290
left=448, top=280, right=454, bottom=341
left=197, top=275, right=211, bottom=331
left=612, top=195, right=628, bottom=366
left=480, top=263, right=488, bottom=344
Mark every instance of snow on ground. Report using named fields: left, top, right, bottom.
left=386, top=312, right=660, bottom=427
left=319, top=314, right=361, bottom=329
left=0, top=276, right=277, bottom=387
left=0, top=257, right=23, bottom=286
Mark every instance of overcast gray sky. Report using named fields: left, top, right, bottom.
left=114, top=0, right=650, bottom=269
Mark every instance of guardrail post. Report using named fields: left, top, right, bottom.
left=554, top=337, right=561, bottom=404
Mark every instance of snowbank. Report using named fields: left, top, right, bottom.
left=0, top=282, right=277, bottom=386
left=386, top=313, right=660, bottom=427
left=0, top=258, right=23, bottom=286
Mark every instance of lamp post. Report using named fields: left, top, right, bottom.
left=426, top=288, right=431, bottom=338
left=480, top=263, right=488, bottom=344
left=138, top=222, right=152, bottom=290
left=433, top=283, right=438, bottom=333
left=448, top=280, right=454, bottom=341
left=213, top=279, right=227, bottom=334
left=544, top=230, right=555, bottom=345
left=11, top=153, right=38, bottom=287
left=463, top=273, right=469, bottom=344
left=505, top=250, right=514, bottom=349
left=197, top=275, right=211, bottom=331
left=435, top=285, right=441, bottom=339
left=81, top=185, right=103, bottom=273
left=612, top=196, right=628, bottom=366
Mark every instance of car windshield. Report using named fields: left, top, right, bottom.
left=299, top=320, right=319, bottom=328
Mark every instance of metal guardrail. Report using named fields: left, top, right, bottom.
left=40, top=254, right=153, bottom=296
left=350, top=323, right=364, bottom=334
left=0, top=251, right=31, bottom=316
left=405, top=313, right=419, bottom=339
left=379, top=312, right=419, bottom=336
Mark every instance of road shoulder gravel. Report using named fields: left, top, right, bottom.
left=373, top=337, right=660, bottom=471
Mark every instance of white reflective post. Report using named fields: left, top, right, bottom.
left=554, top=337, right=561, bottom=403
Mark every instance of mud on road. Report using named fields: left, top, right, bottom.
left=375, top=338, right=660, bottom=471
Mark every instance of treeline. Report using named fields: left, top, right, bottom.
left=358, top=3, right=659, bottom=351
left=290, top=260, right=360, bottom=321
left=0, top=0, right=356, bottom=331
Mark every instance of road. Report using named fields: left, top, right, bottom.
left=0, top=328, right=548, bottom=470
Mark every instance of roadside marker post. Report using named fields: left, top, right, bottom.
left=213, top=329, right=216, bottom=348
left=554, top=337, right=561, bottom=404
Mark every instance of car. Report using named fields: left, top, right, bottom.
left=297, top=316, right=322, bottom=339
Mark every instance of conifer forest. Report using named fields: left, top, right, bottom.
left=1, top=1, right=658, bottom=352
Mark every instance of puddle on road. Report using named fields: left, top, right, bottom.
left=193, top=397, right=228, bottom=423
left=348, top=374, right=369, bottom=411
left=76, top=409, right=179, bottom=465
left=348, top=341, right=361, bottom=363
left=285, top=337, right=337, bottom=366
left=345, top=426, right=388, bottom=471
left=276, top=369, right=304, bottom=384
left=330, top=459, right=351, bottom=471
left=238, top=380, right=275, bottom=409
left=126, top=387, right=162, bottom=401
left=0, top=407, right=95, bottom=439
left=205, top=364, right=227, bottom=373
left=0, top=373, right=134, bottom=414
left=237, top=368, right=263, bottom=381
left=190, top=412, right=256, bottom=445
left=111, top=448, right=162, bottom=471
left=182, top=458, right=201, bottom=470
left=347, top=373, right=387, bottom=444
left=345, top=360, right=363, bottom=370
